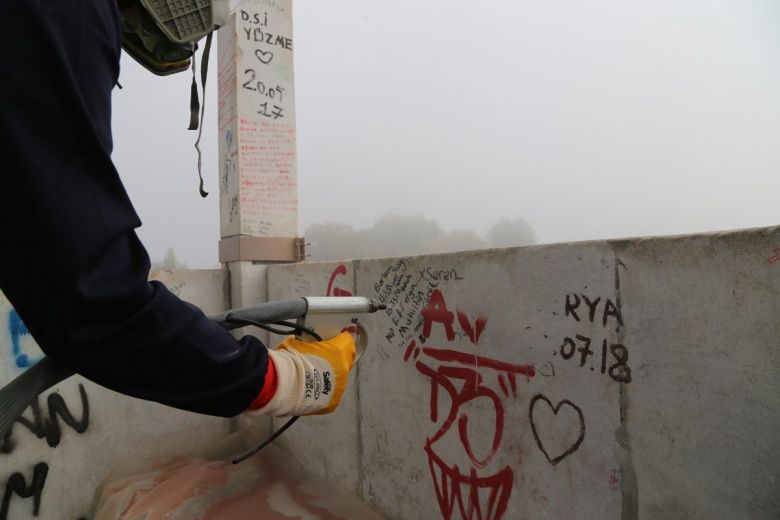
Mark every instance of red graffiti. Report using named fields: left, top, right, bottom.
left=422, top=289, right=488, bottom=344
left=457, top=312, right=487, bottom=345
left=408, top=289, right=534, bottom=520
left=609, top=468, right=621, bottom=491
left=768, top=247, right=780, bottom=265
left=326, top=264, right=353, bottom=297
left=421, top=289, right=457, bottom=341
left=404, top=340, right=419, bottom=362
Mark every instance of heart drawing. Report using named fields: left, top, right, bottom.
left=529, top=394, right=585, bottom=466
left=255, top=49, right=274, bottom=64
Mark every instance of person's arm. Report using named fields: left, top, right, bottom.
left=0, top=0, right=268, bottom=417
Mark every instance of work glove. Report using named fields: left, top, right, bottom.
left=247, top=332, right=356, bottom=417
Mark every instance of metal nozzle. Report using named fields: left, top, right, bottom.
left=304, top=297, right=386, bottom=314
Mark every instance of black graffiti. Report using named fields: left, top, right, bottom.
left=608, top=343, right=631, bottom=383
left=240, top=9, right=268, bottom=26
left=564, top=293, right=623, bottom=326
left=556, top=336, right=632, bottom=383
left=538, top=361, right=556, bottom=377
left=241, top=69, right=286, bottom=101
left=0, top=386, right=90, bottom=519
left=254, top=48, right=274, bottom=65
left=0, top=462, right=48, bottom=520
left=417, top=267, right=464, bottom=283
left=1, top=384, right=90, bottom=454
left=529, top=394, right=585, bottom=466
left=241, top=27, right=293, bottom=50
left=257, top=101, right=284, bottom=119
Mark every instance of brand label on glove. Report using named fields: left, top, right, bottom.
left=304, top=356, right=335, bottom=407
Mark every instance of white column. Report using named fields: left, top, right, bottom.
left=217, top=0, right=300, bottom=435
left=217, top=0, right=301, bottom=265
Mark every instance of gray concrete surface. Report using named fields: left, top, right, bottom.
left=253, top=225, right=780, bottom=520
left=1, top=226, right=777, bottom=519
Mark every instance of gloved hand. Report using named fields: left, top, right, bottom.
left=247, top=332, right=356, bottom=417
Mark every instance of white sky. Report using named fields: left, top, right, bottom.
left=112, top=0, right=780, bottom=268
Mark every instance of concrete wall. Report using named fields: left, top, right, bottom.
left=258, top=225, right=780, bottom=520
left=0, top=270, right=231, bottom=520
left=2, top=226, right=777, bottom=519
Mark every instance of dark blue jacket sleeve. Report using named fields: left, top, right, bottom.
left=0, top=0, right=268, bottom=417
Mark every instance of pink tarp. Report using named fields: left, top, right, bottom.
left=93, top=432, right=382, bottom=520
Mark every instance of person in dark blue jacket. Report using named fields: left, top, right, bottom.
left=0, top=0, right=353, bottom=418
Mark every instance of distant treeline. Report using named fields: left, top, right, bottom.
left=304, top=215, right=536, bottom=261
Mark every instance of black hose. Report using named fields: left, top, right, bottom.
left=231, top=416, right=300, bottom=464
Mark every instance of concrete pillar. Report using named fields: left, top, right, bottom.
left=217, top=0, right=300, bottom=435
left=216, top=0, right=301, bottom=311
left=217, top=0, right=301, bottom=266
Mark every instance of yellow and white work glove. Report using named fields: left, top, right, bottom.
left=249, top=332, right=356, bottom=417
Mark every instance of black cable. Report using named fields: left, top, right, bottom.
left=224, top=316, right=323, bottom=341
left=231, top=416, right=299, bottom=465
left=273, top=320, right=323, bottom=342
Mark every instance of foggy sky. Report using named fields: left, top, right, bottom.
left=112, top=0, right=780, bottom=268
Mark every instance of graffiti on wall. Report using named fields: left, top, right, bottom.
left=768, top=247, right=780, bottom=265
left=405, top=288, right=538, bottom=519
left=0, top=384, right=90, bottom=520
left=528, top=394, right=585, bottom=466
left=373, top=259, right=467, bottom=351
left=7, top=310, right=42, bottom=369
left=371, top=268, right=594, bottom=520
left=326, top=264, right=353, bottom=297
left=556, top=293, right=631, bottom=383
left=234, top=1, right=298, bottom=236
left=2, top=308, right=90, bottom=519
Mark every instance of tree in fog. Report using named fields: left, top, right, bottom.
left=305, top=214, right=535, bottom=261
left=487, top=218, right=536, bottom=248
left=305, top=222, right=360, bottom=260
left=152, top=247, right=187, bottom=270
left=431, top=229, right=487, bottom=253
left=367, top=214, right=444, bottom=257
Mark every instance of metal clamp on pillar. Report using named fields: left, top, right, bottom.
left=218, top=236, right=306, bottom=263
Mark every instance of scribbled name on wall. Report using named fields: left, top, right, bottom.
left=239, top=8, right=290, bottom=119
left=373, top=260, right=466, bottom=350
left=555, top=293, right=632, bottom=383
left=404, top=288, right=536, bottom=520
left=0, top=385, right=90, bottom=520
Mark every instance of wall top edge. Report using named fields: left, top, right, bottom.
left=267, top=224, right=779, bottom=272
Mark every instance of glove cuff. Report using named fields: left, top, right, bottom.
left=244, top=349, right=303, bottom=417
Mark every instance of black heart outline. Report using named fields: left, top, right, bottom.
left=529, top=394, right=585, bottom=466
left=255, top=49, right=274, bottom=64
